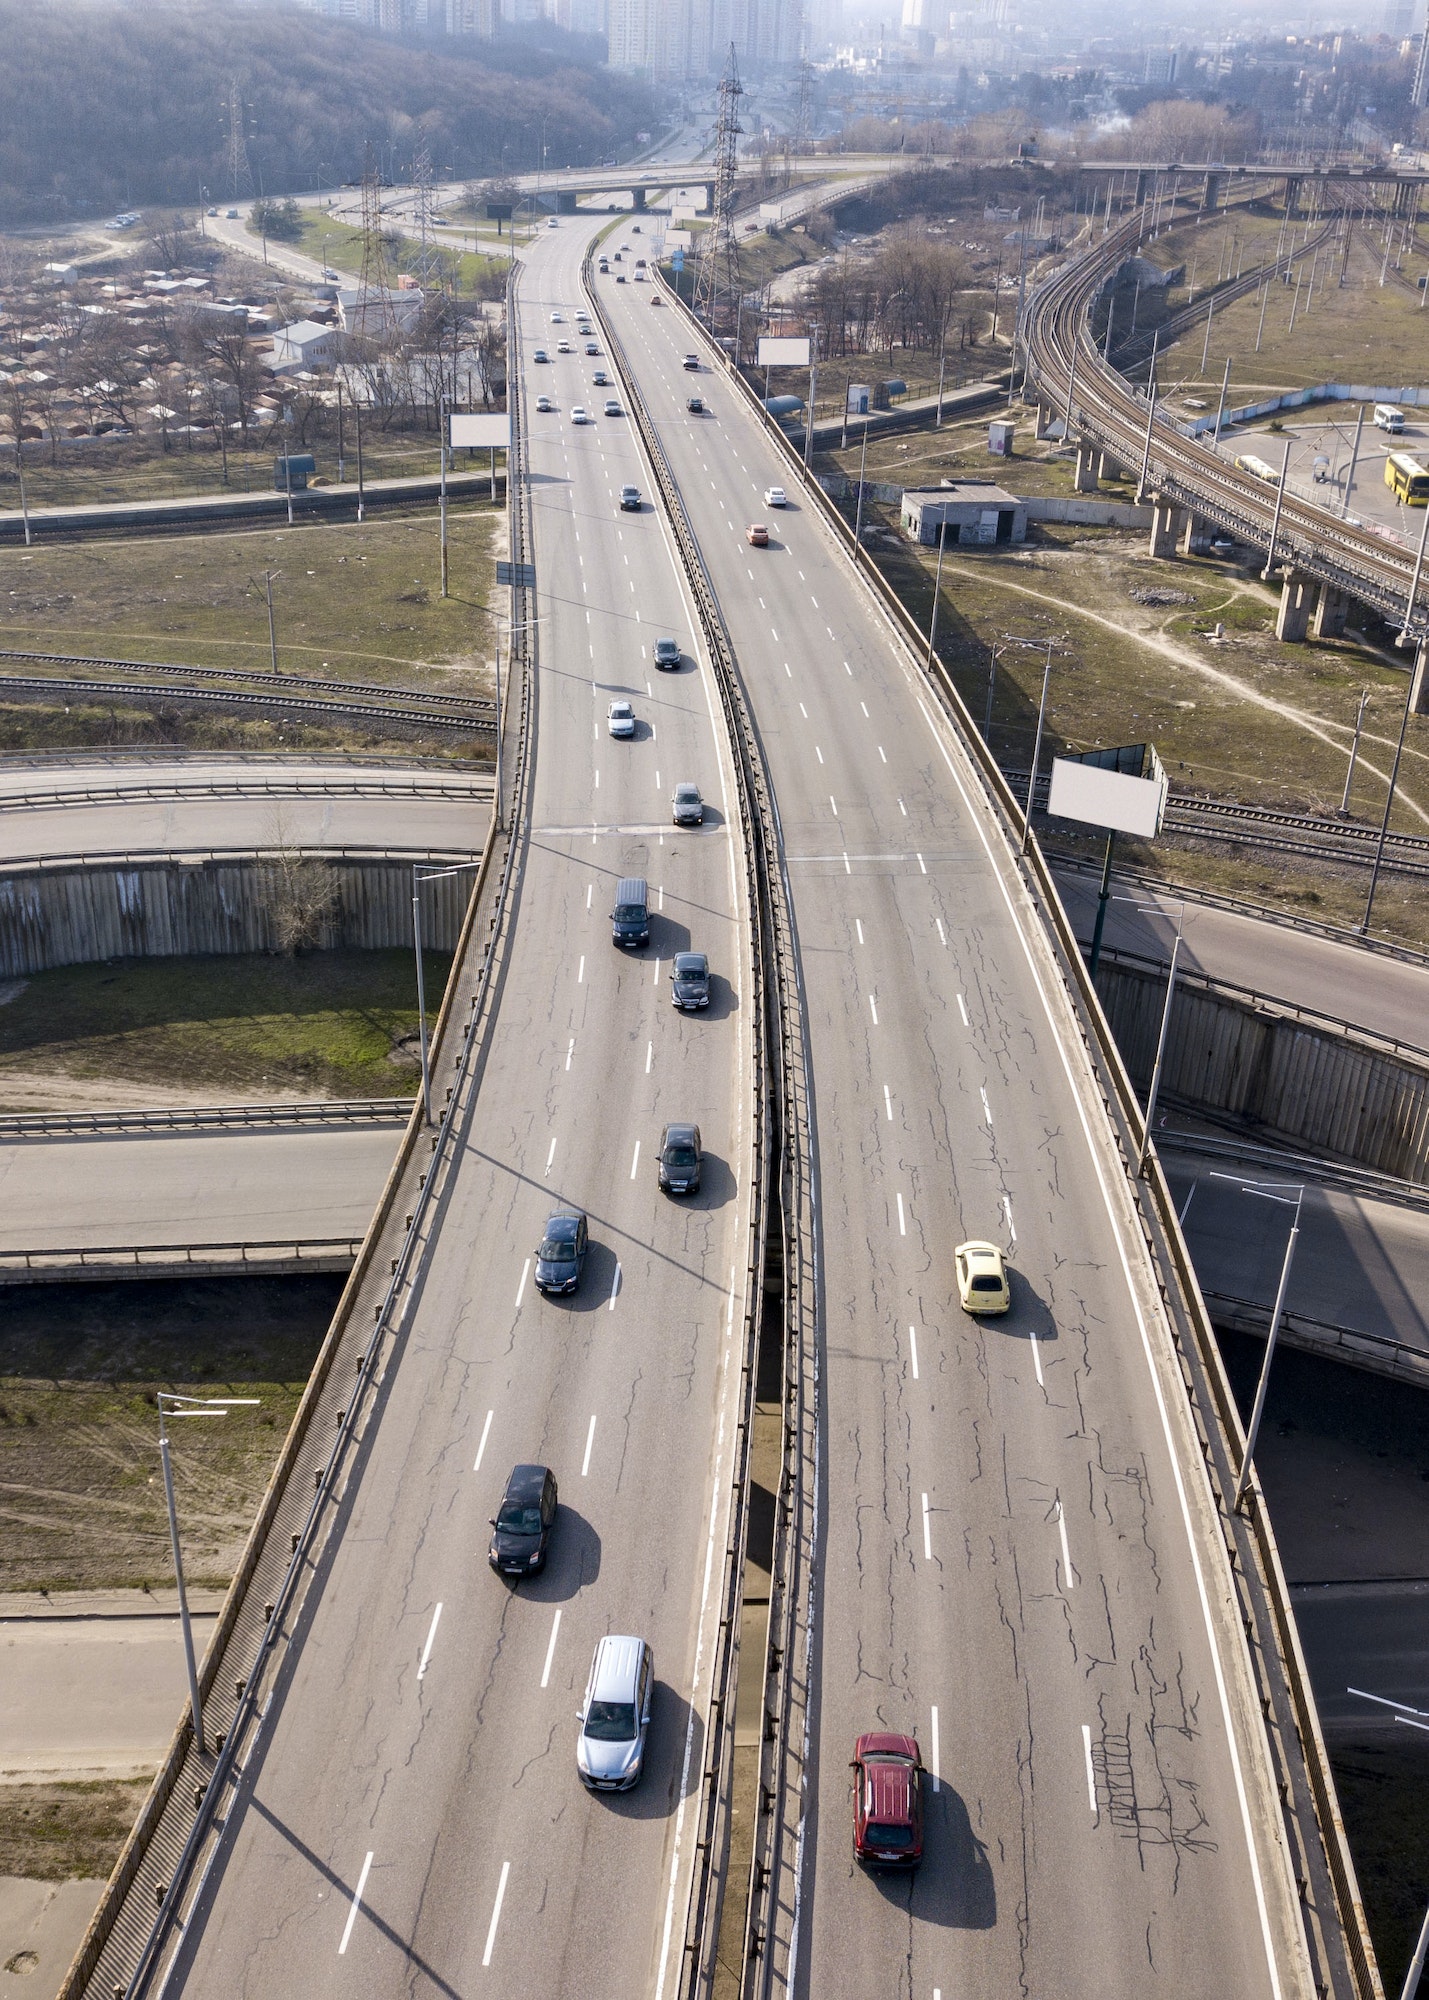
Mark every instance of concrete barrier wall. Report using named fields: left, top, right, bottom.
left=1096, top=955, right=1429, bottom=1184
left=1181, top=381, right=1429, bottom=438
left=1021, top=495, right=1155, bottom=527
left=0, top=858, right=472, bottom=974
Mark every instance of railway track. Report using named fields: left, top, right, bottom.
left=0, top=647, right=495, bottom=721
left=1020, top=204, right=1429, bottom=631
left=0, top=674, right=492, bottom=736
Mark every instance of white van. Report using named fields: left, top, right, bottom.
left=1375, top=404, right=1406, bottom=433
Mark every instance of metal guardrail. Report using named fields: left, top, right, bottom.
left=1200, top=1288, right=1429, bottom=1385
left=663, top=261, right=1383, bottom=2000
left=0, top=1236, right=361, bottom=1279
left=58, top=266, right=534, bottom=2000
left=0, top=841, right=479, bottom=874
left=1160, top=1125, right=1429, bottom=1213
left=0, top=774, right=493, bottom=812
left=590, top=244, right=814, bottom=2000
left=0, top=1099, right=411, bottom=1140
left=0, top=674, right=494, bottom=737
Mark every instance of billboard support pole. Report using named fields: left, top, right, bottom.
left=1088, top=828, right=1117, bottom=978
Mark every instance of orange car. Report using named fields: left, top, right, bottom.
left=746, top=522, right=769, bottom=547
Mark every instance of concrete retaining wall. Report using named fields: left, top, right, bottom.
left=1095, top=954, right=1429, bottom=1183
left=1181, top=381, right=1429, bottom=438
left=0, top=857, right=472, bottom=974
left=1021, top=495, right=1155, bottom=527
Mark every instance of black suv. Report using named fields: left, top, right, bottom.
left=489, top=1463, right=558, bottom=1577
left=535, top=1209, right=588, bottom=1293
left=652, top=636, right=681, bottom=671
left=670, top=952, right=710, bottom=1010
left=658, top=1122, right=703, bottom=1195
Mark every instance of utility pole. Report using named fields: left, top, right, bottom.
left=249, top=569, right=281, bottom=674
left=1360, top=660, right=1419, bottom=934
left=1213, top=355, right=1232, bottom=446
left=925, top=521, right=948, bottom=671
left=1341, top=403, right=1364, bottom=516
left=1340, top=689, right=1370, bottom=814
left=1021, top=640, right=1054, bottom=854
left=852, top=419, right=870, bottom=563
left=1227, top=1180, right=1304, bottom=1513
left=439, top=396, right=449, bottom=598
left=1260, top=437, right=1292, bottom=580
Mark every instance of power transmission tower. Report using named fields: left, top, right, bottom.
left=222, top=79, right=254, bottom=204
left=358, top=143, right=397, bottom=343
left=1412, top=4, right=1429, bottom=110
left=794, top=52, right=814, bottom=156
left=410, top=141, right=445, bottom=294
left=693, top=45, right=743, bottom=336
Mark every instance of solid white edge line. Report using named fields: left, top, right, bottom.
left=416, top=1602, right=443, bottom=1681
left=481, top=1859, right=511, bottom=1968
left=540, top=1607, right=562, bottom=1689
left=916, top=693, right=1287, bottom=1998
left=1082, top=1724, right=1098, bottom=1818
left=338, top=1850, right=373, bottom=1956
left=473, top=1408, right=494, bottom=1472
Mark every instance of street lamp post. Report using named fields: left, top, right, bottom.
left=1214, top=1178, right=1305, bottom=1513
left=1136, top=899, right=1185, bottom=1174
left=851, top=419, right=870, bottom=564
left=411, top=859, right=485, bottom=1124
left=157, top=1393, right=259, bottom=1756
left=925, top=520, right=948, bottom=672
left=1360, top=657, right=1419, bottom=934
left=1021, top=639, right=1054, bottom=854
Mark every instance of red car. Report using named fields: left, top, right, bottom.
left=746, top=522, right=769, bottom=547
left=851, top=1732, right=924, bottom=1868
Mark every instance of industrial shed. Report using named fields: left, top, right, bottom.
left=901, top=482, right=1028, bottom=546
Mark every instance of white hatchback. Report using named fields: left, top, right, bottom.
left=608, top=699, right=636, bottom=738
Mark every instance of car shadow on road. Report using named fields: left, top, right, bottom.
left=674, top=1150, right=736, bottom=1212
left=521, top=1505, right=601, bottom=1604
left=700, top=974, right=739, bottom=1023
left=995, top=1272, right=1058, bottom=1355
left=586, top=1681, right=703, bottom=1824
left=902, top=1784, right=997, bottom=1929
left=539, top=1238, right=620, bottom=1316
left=650, top=912, right=691, bottom=957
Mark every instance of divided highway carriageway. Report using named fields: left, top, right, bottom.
left=73, top=214, right=1376, bottom=2000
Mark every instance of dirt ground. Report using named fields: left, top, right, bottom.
left=0, top=1275, right=339, bottom=1593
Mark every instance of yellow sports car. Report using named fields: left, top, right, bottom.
left=954, top=1240, right=1011, bottom=1315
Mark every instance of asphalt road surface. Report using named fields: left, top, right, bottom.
left=1053, top=864, right=1429, bottom=1049
left=161, top=223, right=757, bottom=1999
left=0, top=1125, right=399, bottom=1254
left=602, top=266, right=1313, bottom=1992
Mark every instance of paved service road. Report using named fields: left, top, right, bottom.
left=602, top=274, right=1314, bottom=1992
left=1054, top=864, right=1429, bottom=1049
left=0, top=759, right=490, bottom=864
left=0, top=1125, right=399, bottom=1253
left=162, top=225, right=757, bottom=1999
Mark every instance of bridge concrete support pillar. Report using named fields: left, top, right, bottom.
left=1096, top=450, right=1123, bottom=483
left=631, top=185, right=648, bottom=211
left=1394, top=180, right=1419, bottom=220
left=1275, top=569, right=1315, bottom=643
left=1073, top=443, right=1101, bottom=492
left=1312, top=582, right=1350, bottom=640
left=1035, top=401, right=1056, bottom=441
left=1148, top=498, right=1187, bottom=560
left=1134, top=170, right=1151, bottom=207
left=1178, top=513, right=1210, bottom=556
left=556, top=189, right=579, bottom=215
left=1202, top=170, right=1225, bottom=214
left=1284, top=174, right=1303, bottom=218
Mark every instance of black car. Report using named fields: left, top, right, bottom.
left=489, top=1463, right=558, bottom=1577
left=670, top=951, right=710, bottom=1010
left=535, top=1209, right=588, bottom=1293
left=686, top=396, right=704, bottom=414
left=652, top=636, right=681, bottom=671
left=658, top=1122, right=703, bottom=1195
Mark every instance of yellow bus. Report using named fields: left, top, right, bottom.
left=1234, top=453, right=1281, bottom=486
left=1385, top=451, right=1429, bottom=505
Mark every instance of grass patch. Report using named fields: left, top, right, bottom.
left=0, top=1274, right=337, bottom=1591
left=282, top=205, right=507, bottom=296
left=0, top=948, right=448, bottom=1101
left=0, top=509, right=499, bottom=694
left=1145, top=211, right=1429, bottom=395
left=0, top=1778, right=152, bottom=1880
left=853, top=519, right=1429, bottom=950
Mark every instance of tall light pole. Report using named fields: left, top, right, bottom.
left=852, top=418, right=870, bottom=564
left=1021, top=639, right=1054, bottom=854
left=412, top=860, right=484, bottom=1124
left=924, top=519, right=948, bottom=672
left=1210, top=1177, right=1304, bottom=1513
left=1340, top=687, right=1370, bottom=815
left=1359, top=657, right=1419, bottom=934
left=248, top=569, right=281, bottom=674
left=157, top=1393, right=259, bottom=1757
left=1136, top=899, right=1185, bottom=1174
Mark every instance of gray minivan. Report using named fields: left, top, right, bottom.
left=576, top=1633, right=653, bottom=1790
left=612, top=876, right=649, bottom=948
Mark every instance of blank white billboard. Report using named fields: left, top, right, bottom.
left=757, top=336, right=811, bottom=367
left=665, top=229, right=692, bottom=249
left=450, top=414, right=511, bottom=449
left=1048, top=758, right=1168, bottom=838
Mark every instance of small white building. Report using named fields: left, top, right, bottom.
left=901, top=482, right=1027, bottom=547
left=336, top=286, right=425, bottom=338
left=270, top=319, right=340, bottom=371
left=43, top=262, right=78, bottom=286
